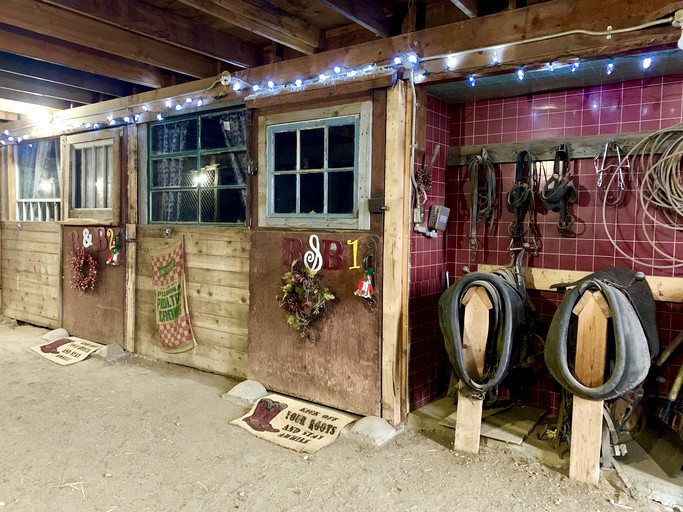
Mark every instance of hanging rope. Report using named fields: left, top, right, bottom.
left=601, top=126, right=683, bottom=268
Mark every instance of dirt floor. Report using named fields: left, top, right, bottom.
left=0, top=320, right=676, bottom=512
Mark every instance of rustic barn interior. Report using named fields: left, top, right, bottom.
left=1, top=0, right=683, bottom=506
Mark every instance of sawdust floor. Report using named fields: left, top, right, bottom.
left=0, top=320, right=674, bottom=512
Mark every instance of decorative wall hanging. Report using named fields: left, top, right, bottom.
left=354, top=238, right=377, bottom=309
left=68, top=247, right=98, bottom=293
left=149, top=237, right=196, bottom=353
left=106, top=229, right=122, bottom=266
left=278, top=260, right=335, bottom=341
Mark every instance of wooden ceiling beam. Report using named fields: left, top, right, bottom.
left=0, top=111, right=20, bottom=122
left=0, top=71, right=111, bottom=105
left=0, top=25, right=185, bottom=89
left=0, top=52, right=139, bottom=98
left=0, top=88, right=73, bottom=110
left=13, top=0, right=680, bottom=126
left=3, top=0, right=220, bottom=78
left=316, top=0, right=391, bottom=38
left=449, top=0, right=477, bottom=18
left=176, top=0, right=324, bottom=55
left=39, top=0, right=262, bottom=69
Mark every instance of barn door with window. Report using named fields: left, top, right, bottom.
left=60, top=129, right=127, bottom=346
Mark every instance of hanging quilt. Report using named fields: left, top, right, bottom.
left=149, top=237, right=196, bottom=353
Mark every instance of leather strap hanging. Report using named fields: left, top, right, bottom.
left=467, top=148, right=496, bottom=254
left=541, top=144, right=577, bottom=236
left=506, top=150, right=539, bottom=253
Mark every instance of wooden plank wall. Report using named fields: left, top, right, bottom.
left=1, top=221, right=61, bottom=328
left=135, top=226, right=250, bottom=379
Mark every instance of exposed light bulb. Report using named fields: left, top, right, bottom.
left=492, top=51, right=499, bottom=65
left=294, top=78, right=303, bottom=87
left=165, top=100, right=172, bottom=108
left=124, top=116, right=130, bottom=123
left=7, top=136, right=14, bottom=141
left=407, top=53, right=418, bottom=64
left=547, top=62, right=555, bottom=71
left=157, top=113, right=164, bottom=121
left=446, top=55, right=458, bottom=69
left=571, top=61, right=580, bottom=73
left=318, top=73, right=328, bottom=81
left=134, top=114, right=141, bottom=122
left=185, top=97, right=192, bottom=103
left=142, top=106, right=150, bottom=112
left=267, top=80, right=275, bottom=89
left=468, top=75, right=476, bottom=87
left=347, top=69, right=357, bottom=77
left=232, top=82, right=242, bottom=91
left=252, top=84, right=260, bottom=92
left=196, top=99, right=203, bottom=106
left=0, top=140, right=5, bottom=145
left=516, top=67, right=525, bottom=81
left=106, top=115, right=113, bottom=122
left=393, top=56, right=402, bottom=65
left=642, top=56, right=652, bottom=69
left=84, top=123, right=91, bottom=128
left=333, top=66, right=341, bottom=74
left=3, top=130, right=8, bottom=136
left=606, top=61, right=615, bottom=75
left=175, top=104, right=182, bottom=110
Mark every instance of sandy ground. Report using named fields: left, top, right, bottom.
left=0, top=320, right=674, bottom=512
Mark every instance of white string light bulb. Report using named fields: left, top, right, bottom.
left=642, top=56, right=652, bottom=69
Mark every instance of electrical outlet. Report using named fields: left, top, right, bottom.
left=413, top=206, right=424, bottom=224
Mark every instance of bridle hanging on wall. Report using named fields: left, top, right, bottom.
left=467, top=148, right=496, bottom=257
left=506, top=150, right=539, bottom=254
left=541, top=144, right=577, bottom=237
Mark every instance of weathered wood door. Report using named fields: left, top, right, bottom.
left=248, top=230, right=382, bottom=417
left=62, top=226, right=126, bottom=345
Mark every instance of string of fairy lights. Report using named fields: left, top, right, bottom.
left=0, top=12, right=679, bottom=147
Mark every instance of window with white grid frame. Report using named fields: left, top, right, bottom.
left=258, top=101, right=372, bottom=230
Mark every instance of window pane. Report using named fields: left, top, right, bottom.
left=274, top=131, right=296, bottom=171
left=328, top=171, right=354, bottom=213
left=328, top=124, right=355, bottom=168
left=150, top=190, right=199, bottom=222
left=200, top=152, right=248, bottom=187
left=151, top=120, right=197, bottom=155
left=274, top=174, right=296, bottom=213
left=16, top=140, right=61, bottom=199
left=151, top=157, right=198, bottom=188
left=300, top=172, right=324, bottom=214
left=201, top=188, right=246, bottom=223
left=300, top=128, right=324, bottom=169
left=201, top=110, right=247, bottom=149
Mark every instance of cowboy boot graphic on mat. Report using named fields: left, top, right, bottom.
left=243, top=398, right=288, bottom=432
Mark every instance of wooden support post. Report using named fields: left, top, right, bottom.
left=454, top=286, right=493, bottom=453
left=569, top=290, right=610, bottom=485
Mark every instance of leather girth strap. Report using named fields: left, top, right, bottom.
left=541, top=144, right=577, bottom=236
left=468, top=148, right=496, bottom=253
left=439, top=271, right=526, bottom=397
left=506, top=150, right=538, bottom=252
left=544, top=268, right=658, bottom=401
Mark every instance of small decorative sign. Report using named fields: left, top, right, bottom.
left=31, top=337, right=102, bottom=366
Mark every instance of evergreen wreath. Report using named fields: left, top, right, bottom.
left=69, top=247, right=98, bottom=293
left=278, top=260, right=335, bottom=340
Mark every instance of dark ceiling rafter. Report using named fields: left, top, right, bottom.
left=0, top=70, right=112, bottom=105
left=0, top=24, right=188, bottom=89
left=4, top=0, right=221, bottom=78
left=39, top=0, right=262, bottom=69
left=0, top=88, right=73, bottom=110
left=0, top=52, right=141, bottom=98
left=449, top=0, right=477, bottom=18
left=176, top=0, right=325, bottom=55
left=316, top=0, right=392, bottom=38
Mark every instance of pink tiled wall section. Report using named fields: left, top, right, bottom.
left=451, top=75, right=683, bottom=147
left=409, top=95, right=450, bottom=410
left=446, top=75, right=683, bottom=415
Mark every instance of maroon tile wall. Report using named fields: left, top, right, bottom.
left=409, top=75, right=683, bottom=413
left=444, top=75, right=683, bottom=414
left=408, top=95, right=451, bottom=410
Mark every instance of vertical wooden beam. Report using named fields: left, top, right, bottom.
left=454, top=287, right=492, bottom=453
left=569, top=291, right=610, bottom=485
left=124, top=124, right=138, bottom=353
left=6, top=146, right=16, bottom=221
left=382, top=81, right=410, bottom=425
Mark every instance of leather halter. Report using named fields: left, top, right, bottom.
left=506, top=150, right=538, bottom=253
left=541, top=144, right=577, bottom=236
left=467, top=148, right=496, bottom=255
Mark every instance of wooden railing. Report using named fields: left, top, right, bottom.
left=16, top=199, right=61, bottom=222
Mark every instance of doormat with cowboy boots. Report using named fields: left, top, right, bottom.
left=231, top=394, right=355, bottom=453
